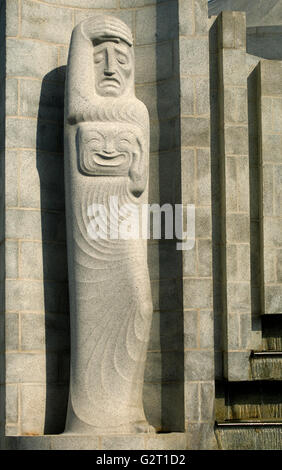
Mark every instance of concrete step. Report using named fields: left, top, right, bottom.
left=215, top=421, right=282, bottom=450
left=250, top=351, right=282, bottom=380
left=215, top=380, right=282, bottom=422
left=261, top=315, right=282, bottom=351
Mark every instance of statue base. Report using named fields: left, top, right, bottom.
left=2, top=432, right=188, bottom=450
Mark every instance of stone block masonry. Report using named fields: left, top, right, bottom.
left=178, top=0, right=216, bottom=448
left=214, top=11, right=263, bottom=382
left=259, top=60, right=282, bottom=315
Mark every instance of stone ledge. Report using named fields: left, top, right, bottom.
left=3, top=432, right=188, bottom=450
left=250, top=351, right=282, bottom=380
left=216, top=422, right=282, bottom=450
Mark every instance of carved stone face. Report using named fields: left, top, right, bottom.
left=93, top=40, right=133, bottom=97
left=78, top=122, right=143, bottom=176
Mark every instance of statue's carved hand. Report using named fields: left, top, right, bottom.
left=129, top=151, right=147, bottom=197
left=80, top=18, right=105, bottom=42
left=82, top=17, right=126, bottom=44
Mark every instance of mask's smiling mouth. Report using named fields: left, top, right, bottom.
left=94, top=153, right=126, bottom=166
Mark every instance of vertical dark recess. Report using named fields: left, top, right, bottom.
left=156, top=1, right=184, bottom=432
left=0, top=0, right=6, bottom=445
left=209, top=17, right=224, bottom=415
left=36, top=67, right=70, bottom=434
left=248, top=65, right=263, bottom=336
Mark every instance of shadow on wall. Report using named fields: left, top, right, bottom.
left=247, top=26, right=282, bottom=61
left=155, top=3, right=185, bottom=432
left=209, top=16, right=223, bottom=384
left=247, top=66, right=263, bottom=335
left=36, top=66, right=70, bottom=434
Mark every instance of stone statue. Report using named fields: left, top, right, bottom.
left=64, top=15, right=154, bottom=435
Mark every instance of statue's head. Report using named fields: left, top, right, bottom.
left=83, top=15, right=134, bottom=98
left=94, top=39, right=133, bottom=97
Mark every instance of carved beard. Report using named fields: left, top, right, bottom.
left=67, top=175, right=153, bottom=432
left=64, top=119, right=152, bottom=434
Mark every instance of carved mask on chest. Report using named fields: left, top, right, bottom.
left=77, top=122, right=145, bottom=177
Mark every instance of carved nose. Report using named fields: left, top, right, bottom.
left=103, top=142, right=115, bottom=154
left=104, top=49, right=115, bottom=75
left=104, top=68, right=114, bottom=76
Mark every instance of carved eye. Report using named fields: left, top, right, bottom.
left=94, top=52, right=104, bottom=64
left=89, top=137, right=103, bottom=150
left=118, top=132, right=135, bottom=145
left=118, top=138, right=131, bottom=148
left=116, top=54, right=129, bottom=65
left=116, top=133, right=136, bottom=153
